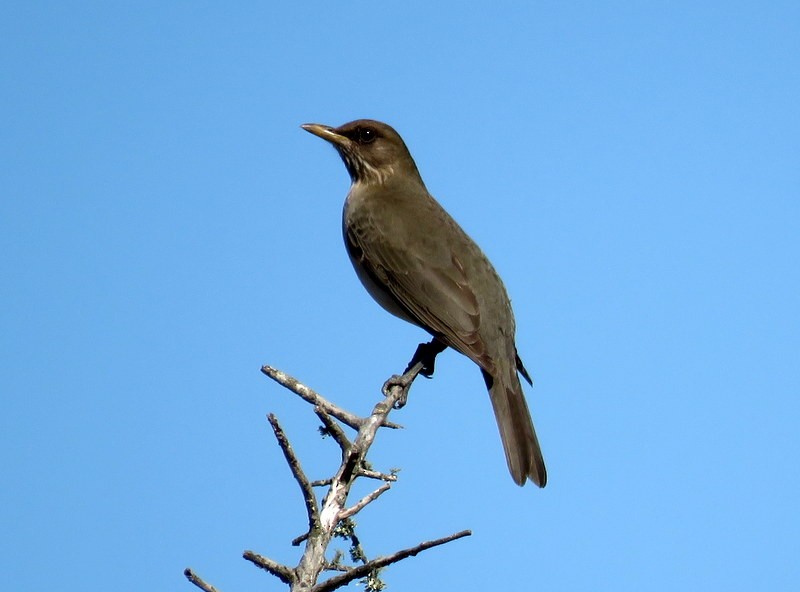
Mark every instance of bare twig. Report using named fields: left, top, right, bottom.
left=262, top=365, right=402, bottom=429
left=310, top=470, right=396, bottom=487
left=183, top=568, right=221, bottom=592
left=262, top=365, right=364, bottom=428
left=268, top=414, right=319, bottom=533
left=339, top=483, right=391, bottom=520
left=357, top=469, right=398, bottom=482
left=312, top=529, right=472, bottom=592
left=291, top=531, right=310, bottom=547
left=323, top=563, right=349, bottom=572
left=314, top=406, right=351, bottom=452
left=243, top=550, right=296, bottom=584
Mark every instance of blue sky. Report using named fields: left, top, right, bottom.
left=1, top=2, right=798, bottom=590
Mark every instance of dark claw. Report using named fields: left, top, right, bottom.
left=382, top=374, right=412, bottom=408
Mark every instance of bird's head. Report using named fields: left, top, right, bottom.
left=301, top=119, right=421, bottom=186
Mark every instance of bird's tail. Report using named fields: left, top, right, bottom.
left=482, top=364, right=547, bottom=487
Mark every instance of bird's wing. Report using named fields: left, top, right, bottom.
left=345, top=223, right=494, bottom=373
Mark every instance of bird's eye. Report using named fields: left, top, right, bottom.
left=357, top=127, right=376, bottom=144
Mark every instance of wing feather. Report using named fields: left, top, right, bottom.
left=345, top=221, right=493, bottom=372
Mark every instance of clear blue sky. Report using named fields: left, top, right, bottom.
left=2, top=2, right=798, bottom=590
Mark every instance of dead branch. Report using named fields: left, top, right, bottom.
left=339, top=483, right=391, bottom=520
left=312, top=529, right=473, bottom=592
left=314, top=406, right=351, bottom=453
left=187, top=346, right=467, bottom=592
left=243, top=550, right=295, bottom=584
left=261, top=365, right=401, bottom=430
left=183, top=568, right=221, bottom=592
left=267, top=413, right=319, bottom=533
left=356, top=468, right=398, bottom=482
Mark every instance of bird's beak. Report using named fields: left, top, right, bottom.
left=301, top=123, right=349, bottom=148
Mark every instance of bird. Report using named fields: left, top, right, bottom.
left=301, top=119, right=546, bottom=487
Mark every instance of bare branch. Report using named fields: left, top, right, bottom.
left=262, top=365, right=384, bottom=429
left=183, top=568, right=221, bottom=592
left=314, top=406, right=351, bottom=452
left=267, top=414, right=319, bottom=532
left=339, top=483, right=391, bottom=520
left=291, top=531, right=310, bottom=547
left=323, top=563, right=349, bottom=572
left=186, top=357, right=452, bottom=592
left=310, top=470, right=396, bottom=487
left=312, top=530, right=472, bottom=592
left=311, top=469, right=397, bottom=487
left=243, top=550, right=296, bottom=584
left=357, top=469, right=398, bottom=482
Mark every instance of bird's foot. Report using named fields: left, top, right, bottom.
left=385, top=339, right=446, bottom=409
left=382, top=373, right=414, bottom=409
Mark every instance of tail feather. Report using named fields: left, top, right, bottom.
left=482, top=367, right=547, bottom=487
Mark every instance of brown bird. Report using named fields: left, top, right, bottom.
left=301, top=119, right=546, bottom=487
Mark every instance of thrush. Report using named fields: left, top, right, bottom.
left=301, top=119, right=546, bottom=487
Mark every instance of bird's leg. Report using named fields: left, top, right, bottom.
left=405, top=337, right=447, bottom=378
